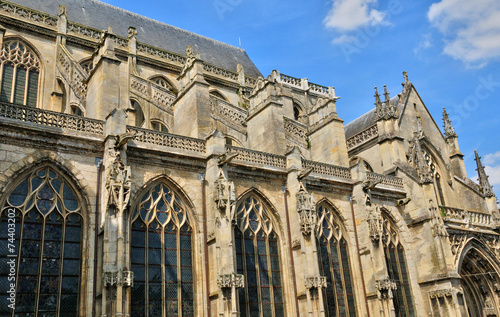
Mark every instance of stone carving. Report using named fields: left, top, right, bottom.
left=284, top=117, right=308, bottom=147
left=431, top=213, right=449, bottom=237
left=245, top=76, right=257, bottom=87
left=428, top=288, right=453, bottom=298
left=304, top=276, right=327, bottom=289
left=367, top=205, right=384, bottom=242
left=180, top=45, right=199, bottom=77
left=407, top=134, right=433, bottom=184
left=291, top=237, right=301, bottom=249
left=301, top=159, right=351, bottom=180
left=346, top=124, right=379, bottom=150
left=474, top=150, right=495, bottom=198
left=375, top=276, right=397, bottom=300
left=67, top=22, right=102, bottom=40
left=442, top=107, right=457, bottom=138
left=56, top=46, right=88, bottom=105
left=210, top=96, right=247, bottom=132
left=484, top=296, right=496, bottom=316
left=103, top=270, right=134, bottom=287
left=225, top=145, right=286, bottom=169
left=0, top=102, right=104, bottom=134
left=296, top=183, right=317, bottom=236
left=207, top=230, right=216, bottom=242
left=127, top=125, right=206, bottom=153
left=106, top=151, right=131, bottom=210
left=449, top=234, right=467, bottom=264
left=214, top=172, right=236, bottom=210
left=375, top=86, right=398, bottom=121
left=217, top=273, right=244, bottom=289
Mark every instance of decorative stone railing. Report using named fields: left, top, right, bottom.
left=0, top=1, right=57, bottom=28
left=284, top=117, right=308, bottom=147
left=245, top=76, right=257, bottom=87
left=210, top=96, right=247, bottom=131
left=302, top=159, right=351, bottom=180
left=130, top=74, right=176, bottom=113
left=136, top=42, right=186, bottom=65
left=226, top=146, right=286, bottom=169
left=367, top=172, right=404, bottom=189
left=0, top=102, right=104, bottom=135
left=280, top=73, right=302, bottom=88
left=114, top=35, right=128, bottom=48
left=127, top=126, right=206, bottom=153
left=56, top=45, right=88, bottom=105
left=67, top=21, right=102, bottom=41
left=309, top=82, right=329, bottom=95
left=346, top=124, right=378, bottom=150
left=440, top=206, right=494, bottom=227
left=203, top=62, right=239, bottom=81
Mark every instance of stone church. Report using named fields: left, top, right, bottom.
left=0, top=0, right=498, bottom=316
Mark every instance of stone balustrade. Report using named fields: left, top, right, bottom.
left=210, top=96, right=247, bottom=131
left=0, top=102, right=104, bottom=135
left=367, top=171, right=404, bottom=189
left=130, top=74, right=176, bottom=113
left=302, top=159, right=351, bottom=180
left=440, top=206, right=494, bottom=227
left=284, top=117, right=308, bottom=147
left=127, top=126, right=206, bottom=153
left=346, top=124, right=379, bottom=150
left=226, top=145, right=286, bottom=169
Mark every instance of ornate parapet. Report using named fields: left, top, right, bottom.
left=284, top=116, right=308, bottom=148
left=346, top=124, right=378, bottom=151
left=103, top=270, right=134, bottom=287
left=366, top=172, right=404, bottom=190
left=217, top=273, right=244, bottom=289
left=56, top=44, right=88, bottom=105
left=375, top=276, right=397, bottom=300
left=127, top=125, right=206, bottom=153
left=301, top=159, right=351, bottom=181
left=305, top=276, right=327, bottom=289
left=428, top=288, right=458, bottom=299
left=225, top=145, right=286, bottom=170
left=297, top=185, right=316, bottom=236
left=130, top=74, right=176, bottom=114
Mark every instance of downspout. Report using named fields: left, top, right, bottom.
left=93, top=158, right=103, bottom=317
left=349, top=196, right=370, bottom=317
left=200, top=173, right=211, bottom=317
left=282, top=186, right=300, bottom=317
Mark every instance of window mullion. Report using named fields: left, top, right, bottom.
left=56, top=215, right=67, bottom=315
left=177, top=226, right=182, bottom=317
left=10, top=65, right=17, bottom=103
left=254, top=236, right=263, bottom=317
left=34, top=216, right=46, bottom=317
left=161, top=225, right=166, bottom=317
left=23, top=67, right=29, bottom=106
left=328, top=240, right=339, bottom=317
left=266, top=236, right=275, bottom=317
left=0, top=63, right=4, bottom=97
left=11, top=212, right=26, bottom=317
left=145, top=226, right=149, bottom=317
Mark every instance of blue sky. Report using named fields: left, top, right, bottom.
left=101, top=0, right=500, bottom=199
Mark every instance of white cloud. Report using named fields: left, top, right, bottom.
left=485, top=165, right=500, bottom=186
left=323, top=0, right=386, bottom=32
left=483, top=151, right=500, bottom=165
left=428, top=0, right=500, bottom=65
left=332, top=34, right=357, bottom=44
left=414, top=33, right=432, bottom=55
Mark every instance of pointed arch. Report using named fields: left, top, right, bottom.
left=129, top=176, right=196, bottom=317
left=149, top=75, right=177, bottom=93
left=315, top=199, right=357, bottom=316
left=458, top=239, right=500, bottom=317
left=0, top=36, right=42, bottom=107
left=209, top=88, right=229, bottom=102
left=0, top=163, right=88, bottom=316
left=380, top=208, right=416, bottom=316
left=234, top=188, right=285, bottom=317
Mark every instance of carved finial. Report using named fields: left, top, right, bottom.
left=58, top=5, right=67, bottom=17
left=474, top=150, right=495, bottom=198
left=374, top=86, right=385, bottom=120
left=374, top=86, right=382, bottom=106
left=186, top=45, right=194, bottom=58
left=442, top=107, right=457, bottom=138
left=383, top=85, right=390, bottom=103
left=403, top=71, right=409, bottom=84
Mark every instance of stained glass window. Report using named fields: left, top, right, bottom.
left=130, top=182, right=194, bottom=317
left=0, top=40, right=40, bottom=107
left=235, top=195, right=285, bottom=317
left=316, top=205, right=356, bottom=317
left=0, top=166, right=83, bottom=316
left=382, top=216, right=415, bottom=317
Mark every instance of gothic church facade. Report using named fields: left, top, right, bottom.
left=0, top=0, right=498, bottom=316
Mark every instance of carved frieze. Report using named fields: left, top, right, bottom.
left=305, top=276, right=327, bottom=289
left=375, top=276, right=397, bottom=300
left=103, top=270, right=134, bottom=287
left=217, top=273, right=244, bottom=289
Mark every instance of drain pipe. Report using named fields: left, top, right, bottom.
left=282, top=186, right=300, bottom=317
left=92, top=158, right=103, bottom=317
left=349, top=195, right=370, bottom=317
left=200, top=173, right=210, bottom=317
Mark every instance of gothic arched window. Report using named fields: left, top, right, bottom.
left=382, top=216, right=415, bottom=317
left=316, top=205, right=357, bottom=316
left=130, top=182, right=194, bottom=317
left=234, top=194, right=285, bottom=317
left=0, top=166, right=83, bottom=316
left=0, top=39, right=40, bottom=107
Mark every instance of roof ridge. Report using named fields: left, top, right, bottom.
left=85, top=0, right=247, bottom=54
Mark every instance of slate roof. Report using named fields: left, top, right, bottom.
left=13, top=0, right=262, bottom=78
left=344, top=95, right=401, bottom=139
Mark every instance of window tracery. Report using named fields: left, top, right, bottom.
left=234, top=194, right=285, bottom=317
left=130, top=182, right=194, bottom=317
left=382, top=216, right=415, bottom=317
left=0, top=40, right=40, bottom=107
left=316, top=205, right=356, bottom=316
left=0, top=166, right=83, bottom=316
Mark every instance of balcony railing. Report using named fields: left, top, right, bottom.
left=367, top=172, right=404, bottom=189
left=0, top=102, right=104, bottom=135
left=302, top=159, right=351, bottom=180
left=440, top=206, right=494, bottom=227
left=126, top=126, right=206, bottom=153
left=226, top=145, right=286, bottom=170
